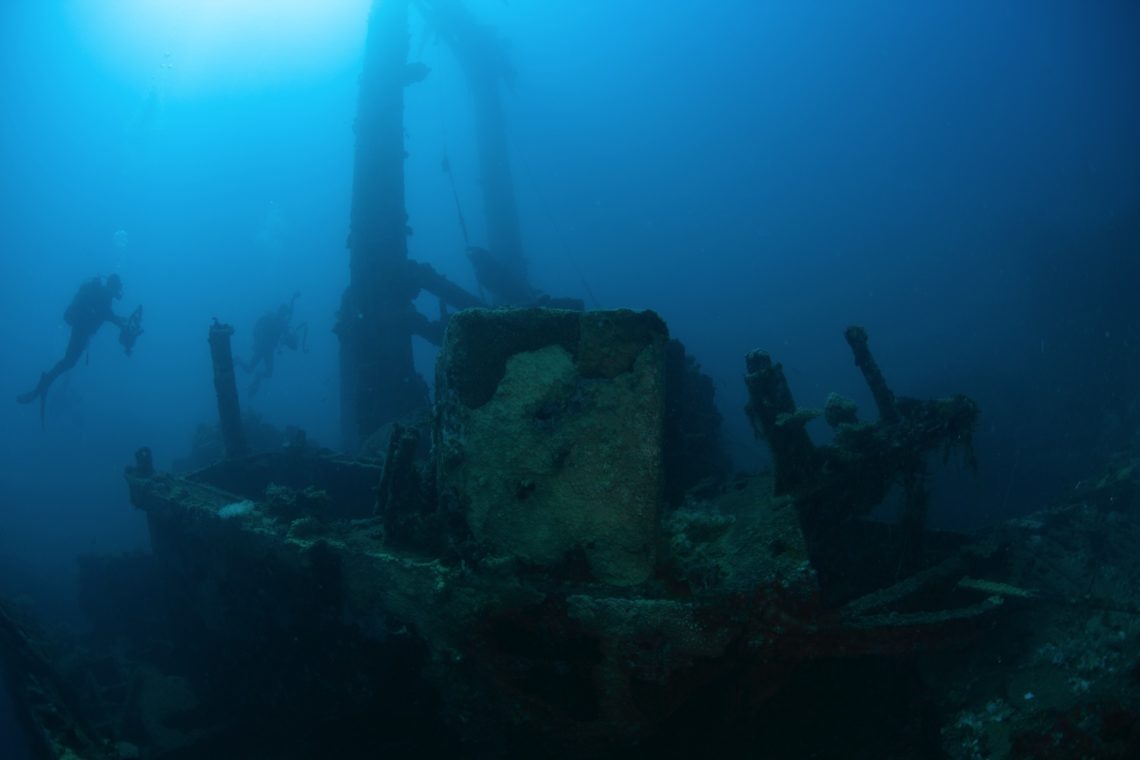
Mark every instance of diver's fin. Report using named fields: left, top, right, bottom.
left=16, top=373, right=46, bottom=406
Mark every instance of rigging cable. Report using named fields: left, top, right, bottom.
left=441, top=152, right=471, bottom=249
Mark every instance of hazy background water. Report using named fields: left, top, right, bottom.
left=1, top=0, right=1138, bottom=627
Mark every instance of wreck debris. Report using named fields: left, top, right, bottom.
left=111, top=444, right=1012, bottom=756
left=110, top=310, right=1007, bottom=756
left=0, top=598, right=109, bottom=759
left=933, top=457, right=1140, bottom=759
left=844, top=325, right=898, bottom=423
left=127, top=446, right=154, bottom=478
left=823, top=391, right=859, bottom=427
left=663, top=339, right=732, bottom=504
left=743, top=349, right=818, bottom=495
left=374, top=422, right=441, bottom=551
left=375, top=424, right=421, bottom=515
left=9, top=302, right=1134, bottom=757
left=956, top=576, right=1038, bottom=599
left=119, top=453, right=822, bottom=755
left=745, top=325, right=979, bottom=574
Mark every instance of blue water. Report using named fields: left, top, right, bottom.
left=1, top=666, right=32, bottom=760
left=1, top=0, right=1138, bottom=642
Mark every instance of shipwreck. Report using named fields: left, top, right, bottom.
left=4, top=1, right=1140, bottom=758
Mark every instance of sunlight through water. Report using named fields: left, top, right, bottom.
left=67, top=0, right=372, bottom=87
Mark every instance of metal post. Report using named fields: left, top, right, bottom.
left=207, top=320, right=249, bottom=459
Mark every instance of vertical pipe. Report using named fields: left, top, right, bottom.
left=207, top=320, right=249, bottom=459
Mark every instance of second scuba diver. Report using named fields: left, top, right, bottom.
left=239, top=292, right=308, bottom=395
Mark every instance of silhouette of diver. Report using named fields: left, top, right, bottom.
left=16, top=273, right=143, bottom=425
left=239, top=293, right=307, bottom=395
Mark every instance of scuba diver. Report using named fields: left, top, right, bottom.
left=16, top=274, right=144, bottom=424
left=239, top=293, right=308, bottom=396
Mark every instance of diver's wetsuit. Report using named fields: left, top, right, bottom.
left=17, top=277, right=126, bottom=407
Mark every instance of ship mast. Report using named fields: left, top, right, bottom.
left=338, top=0, right=524, bottom=451
left=338, top=0, right=425, bottom=451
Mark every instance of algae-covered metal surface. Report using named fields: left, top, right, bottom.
left=6, top=308, right=1140, bottom=758
left=436, top=308, right=668, bottom=586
